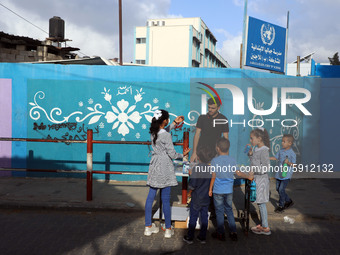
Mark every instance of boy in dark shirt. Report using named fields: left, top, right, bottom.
left=183, top=147, right=214, bottom=244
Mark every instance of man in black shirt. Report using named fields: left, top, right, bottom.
left=190, top=96, right=229, bottom=162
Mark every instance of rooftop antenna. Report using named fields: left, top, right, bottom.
left=119, top=0, right=123, bottom=65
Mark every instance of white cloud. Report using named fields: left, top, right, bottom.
left=244, top=0, right=340, bottom=63
left=0, top=0, right=172, bottom=61
left=232, top=0, right=243, bottom=7
left=1, top=0, right=339, bottom=65
left=217, top=0, right=340, bottom=66
left=0, top=1, right=48, bottom=41
left=215, top=29, right=242, bottom=68
left=66, top=23, right=116, bottom=59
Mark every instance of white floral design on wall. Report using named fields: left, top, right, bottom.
left=105, top=99, right=142, bottom=136
left=29, top=86, right=199, bottom=138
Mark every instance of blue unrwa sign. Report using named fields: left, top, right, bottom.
left=244, top=16, right=287, bottom=73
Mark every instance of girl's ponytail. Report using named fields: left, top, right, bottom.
left=149, top=110, right=170, bottom=144
left=262, top=128, right=270, bottom=149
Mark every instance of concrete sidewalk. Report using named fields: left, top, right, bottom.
left=0, top=176, right=339, bottom=221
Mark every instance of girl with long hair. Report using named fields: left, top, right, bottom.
left=144, top=110, right=190, bottom=238
left=237, top=128, right=271, bottom=235
left=248, top=128, right=271, bottom=235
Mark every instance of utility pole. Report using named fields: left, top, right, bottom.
left=119, top=0, right=123, bottom=65
left=240, top=43, right=243, bottom=68
left=241, top=0, right=248, bottom=69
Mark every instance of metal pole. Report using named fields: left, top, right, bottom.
left=87, top=129, right=93, bottom=201
left=240, top=43, right=243, bottom=68
left=245, top=180, right=251, bottom=235
left=181, top=131, right=189, bottom=205
left=284, top=11, right=290, bottom=75
left=119, top=0, right=123, bottom=65
left=297, top=56, right=301, bottom=76
left=241, top=0, right=248, bottom=69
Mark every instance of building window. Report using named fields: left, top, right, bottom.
left=136, top=38, right=146, bottom=44
left=136, top=59, right=146, bottom=64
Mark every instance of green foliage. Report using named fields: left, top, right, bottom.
left=329, top=52, right=340, bottom=65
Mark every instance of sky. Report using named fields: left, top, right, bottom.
left=0, top=0, right=339, bottom=67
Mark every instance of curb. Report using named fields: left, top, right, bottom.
left=0, top=202, right=145, bottom=213
left=1, top=202, right=339, bottom=222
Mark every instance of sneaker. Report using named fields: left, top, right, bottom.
left=183, top=235, right=194, bottom=244
left=211, top=232, right=226, bottom=241
left=274, top=206, right=285, bottom=213
left=196, top=236, right=206, bottom=244
left=229, top=232, right=238, bottom=241
left=250, top=224, right=262, bottom=233
left=164, top=227, right=174, bottom=238
left=284, top=200, right=294, bottom=209
left=251, top=225, right=271, bottom=235
left=144, top=223, right=159, bottom=236
left=261, top=227, right=272, bottom=235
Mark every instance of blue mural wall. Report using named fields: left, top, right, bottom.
left=0, top=63, right=328, bottom=181
left=315, top=64, right=340, bottom=78
left=315, top=65, right=340, bottom=169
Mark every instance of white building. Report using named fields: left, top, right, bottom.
left=286, top=53, right=317, bottom=76
left=134, top=17, right=229, bottom=68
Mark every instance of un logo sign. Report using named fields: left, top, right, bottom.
left=261, top=23, right=275, bottom=46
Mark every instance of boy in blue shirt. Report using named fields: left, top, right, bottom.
left=183, top=146, right=214, bottom=244
left=209, top=138, right=237, bottom=241
left=270, top=134, right=296, bottom=213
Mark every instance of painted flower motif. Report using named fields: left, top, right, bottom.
left=134, top=88, right=145, bottom=104
left=99, top=122, right=105, bottom=129
left=136, top=133, right=141, bottom=139
left=88, top=98, right=94, bottom=104
left=134, top=94, right=143, bottom=103
left=153, top=98, right=159, bottom=104
left=107, top=131, right=112, bottom=137
left=165, top=102, right=170, bottom=108
left=105, top=99, right=142, bottom=136
left=101, top=87, right=112, bottom=103
left=79, top=101, right=84, bottom=107
left=142, top=124, right=147, bottom=130
left=121, top=138, right=125, bottom=141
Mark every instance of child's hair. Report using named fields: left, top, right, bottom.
left=251, top=128, right=270, bottom=149
left=208, top=96, right=221, bottom=107
left=197, top=146, right=215, bottom=164
left=216, top=137, right=230, bottom=153
left=149, top=109, right=169, bottom=144
left=283, top=134, right=294, bottom=144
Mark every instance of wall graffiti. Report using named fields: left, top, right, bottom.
left=32, top=122, right=99, bottom=145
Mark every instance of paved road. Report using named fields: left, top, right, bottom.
left=1, top=209, right=340, bottom=255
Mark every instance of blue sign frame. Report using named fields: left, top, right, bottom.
left=244, top=16, right=287, bottom=73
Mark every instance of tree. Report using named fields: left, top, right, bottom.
left=328, top=52, right=340, bottom=65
